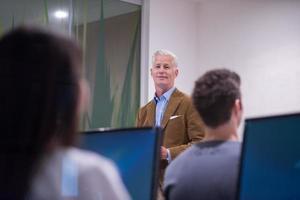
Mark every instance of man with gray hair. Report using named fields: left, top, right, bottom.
left=136, top=49, right=205, bottom=197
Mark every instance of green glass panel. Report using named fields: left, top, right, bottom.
left=0, top=0, right=141, bottom=130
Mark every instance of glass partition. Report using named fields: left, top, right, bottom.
left=0, top=0, right=141, bottom=129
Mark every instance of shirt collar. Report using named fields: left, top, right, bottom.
left=153, top=87, right=176, bottom=103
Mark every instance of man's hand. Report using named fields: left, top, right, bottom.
left=161, top=146, right=168, bottom=160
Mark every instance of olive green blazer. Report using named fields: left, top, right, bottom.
left=136, top=89, right=205, bottom=160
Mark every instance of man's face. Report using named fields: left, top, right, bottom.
left=151, top=55, right=178, bottom=91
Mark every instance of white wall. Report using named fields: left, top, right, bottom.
left=145, top=0, right=300, bottom=135
left=147, top=0, right=200, bottom=99
left=196, top=0, right=300, bottom=119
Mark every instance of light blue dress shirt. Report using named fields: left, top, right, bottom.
left=154, top=87, right=176, bottom=126
left=153, top=87, right=176, bottom=162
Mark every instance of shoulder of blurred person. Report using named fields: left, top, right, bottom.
left=29, top=147, right=131, bottom=200
left=164, top=140, right=241, bottom=200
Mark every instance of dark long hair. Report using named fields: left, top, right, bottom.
left=0, top=27, right=82, bottom=199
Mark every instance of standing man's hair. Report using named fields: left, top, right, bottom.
left=152, top=49, right=178, bottom=67
left=192, top=69, right=241, bottom=128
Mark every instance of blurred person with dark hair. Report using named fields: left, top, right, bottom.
left=164, top=69, right=243, bottom=200
left=0, top=27, right=130, bottom=200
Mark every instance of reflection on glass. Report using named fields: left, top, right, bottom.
left=0, top=0, right=141, bottom=130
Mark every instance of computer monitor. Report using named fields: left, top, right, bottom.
left=238, top=113, right=300, bottom=200
left=80, top=127, right=161, bottom=200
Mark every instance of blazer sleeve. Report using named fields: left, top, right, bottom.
left=135, top=109, right=142, bottom=127
left=135, top=107, right=148, bottom=127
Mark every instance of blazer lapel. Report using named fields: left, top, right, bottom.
left=161, top=90, right=183, bottom=130
left=146, top=100, right=156, bottom=126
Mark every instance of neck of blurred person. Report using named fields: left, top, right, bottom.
left=46, top=79, right=90, bottom=153
left=204, top=122, right=239, bottom=142
left=203, top=100, right=242, bottom=142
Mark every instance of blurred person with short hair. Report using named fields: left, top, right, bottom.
left=164, top=69, right=243, bottom=200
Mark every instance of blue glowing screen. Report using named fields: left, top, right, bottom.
left=239, top=113, right=300, bottom=200
left=80, top=128, right=160, bottom=200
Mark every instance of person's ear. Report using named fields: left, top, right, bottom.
left=150, top=67, right=153, bottom=77
left=175, top=67, right=179, bottom=77
left=79, top=79, right=90, bottom=113
left=233, top=99, right=243, bottom=126
left=239, top=99, right=243, bottom=112
left=233, top=99, right=242, bottom=113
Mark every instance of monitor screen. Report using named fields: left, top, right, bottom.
left=238, top=113, right=300, bottom=200
left=80, top=127, right=161, bottom=200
